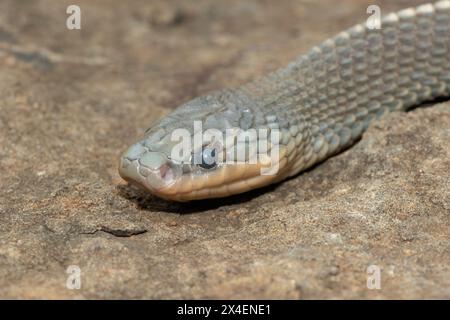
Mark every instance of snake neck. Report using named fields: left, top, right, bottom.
left=238, top=1, right=450, bottom=177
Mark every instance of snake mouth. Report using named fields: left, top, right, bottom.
left=119, top=145, right=181, bottom=192
left=118, top=141, right=289, bottom=201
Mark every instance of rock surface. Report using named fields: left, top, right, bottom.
left=0, top=0, right=449, bottom=299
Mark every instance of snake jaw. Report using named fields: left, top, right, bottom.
left=118, top=134, right=290, bottom=201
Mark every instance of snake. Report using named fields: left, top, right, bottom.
left=119, top=1, right=450, bottom=201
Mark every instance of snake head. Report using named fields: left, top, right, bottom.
left=119, top=90, right=290, bottom=201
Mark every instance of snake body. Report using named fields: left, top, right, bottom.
left=119, top=1, right=450, bottom=201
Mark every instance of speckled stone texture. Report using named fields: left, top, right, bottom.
left=0, top=0, right=448, bottom=299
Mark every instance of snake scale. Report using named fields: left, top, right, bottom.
left=119, top=1, right=450, bottom=201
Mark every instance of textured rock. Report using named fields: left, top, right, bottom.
left=0, top=0, right=448, bottom=299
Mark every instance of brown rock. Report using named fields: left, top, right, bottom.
left=0, top=0, right=448, bottom=299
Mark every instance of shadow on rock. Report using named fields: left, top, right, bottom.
left=116, top=182, right=280, bottom=214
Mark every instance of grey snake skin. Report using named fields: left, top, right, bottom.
left=119, top=1, right=450, bottom=201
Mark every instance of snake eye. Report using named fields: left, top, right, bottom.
left=198, top=147, right=217, bottom=170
